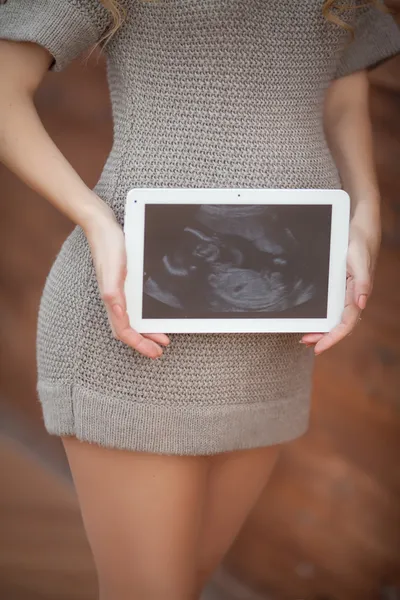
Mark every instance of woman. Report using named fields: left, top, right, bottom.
left=0, top=1, right=399, bottom=598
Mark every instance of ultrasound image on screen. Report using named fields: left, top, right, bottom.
left=142, top=204, right=331, bottom=319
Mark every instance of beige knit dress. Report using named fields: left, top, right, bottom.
left=1, top=0, right=399, bottom=455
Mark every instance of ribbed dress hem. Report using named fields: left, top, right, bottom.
left=38, top=382, right=310, bottom=456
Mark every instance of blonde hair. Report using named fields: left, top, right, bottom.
left=99, top=0, right=382, bottom=42
left=99, top=0, right=125, bottom=42
left=322, top=0, right=383, bottom=34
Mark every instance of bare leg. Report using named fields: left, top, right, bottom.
left=62, top=437, right=208, bottom=600
left=196, top=445, right=280, bottom=594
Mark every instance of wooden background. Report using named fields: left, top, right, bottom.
left=1, top=14, right=400, bottom=600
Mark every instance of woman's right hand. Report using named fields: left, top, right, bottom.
left=84, top=209, right=170, bottom=359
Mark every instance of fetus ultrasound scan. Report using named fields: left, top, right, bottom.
left=142, top=204, right=332, bottom=319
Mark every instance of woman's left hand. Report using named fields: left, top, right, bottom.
left=300, top=219, right=380, bottom=355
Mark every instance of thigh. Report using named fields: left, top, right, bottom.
left=197, top=445, right=280, bottom=589
left=62, top=437, right=208, bottom=600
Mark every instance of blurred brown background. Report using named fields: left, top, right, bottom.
left=1, top=20, right=400, bottom=600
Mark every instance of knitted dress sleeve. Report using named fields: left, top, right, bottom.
left=336, top=4, right=400, bottom=78
left=0, top=0, right=111, bottom=71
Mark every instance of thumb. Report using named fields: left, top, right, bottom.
left=348, top=242, right=371, bottom=309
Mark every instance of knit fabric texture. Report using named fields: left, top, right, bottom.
left=1, top=0, right=400, bottom=454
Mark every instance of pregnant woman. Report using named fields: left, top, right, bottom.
left=1, top=1, right=399, bottom=598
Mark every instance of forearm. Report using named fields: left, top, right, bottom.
left=0, top=91, right=114, bottom=233
left=324, top=71, right=380, bottom=234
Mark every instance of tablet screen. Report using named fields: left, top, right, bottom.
left=141, top=204, right=331, bottom=320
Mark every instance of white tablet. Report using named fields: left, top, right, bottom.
left=124, top=188, right=350, bottom=334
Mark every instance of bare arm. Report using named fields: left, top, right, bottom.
left=0, top=40, right=169, bottom=358
left=302, top=71, right=381, bottom=353
left=324, top=70, right=380, bottom=242
left=0, top=40, right=113, bottom=229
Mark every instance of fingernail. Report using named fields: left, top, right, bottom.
left=112, top=304, right=123, bottom=317
left=358, top=295, right=367, bottom=310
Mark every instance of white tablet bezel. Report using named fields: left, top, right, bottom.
left=124, top=188, right=350, bottom=333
